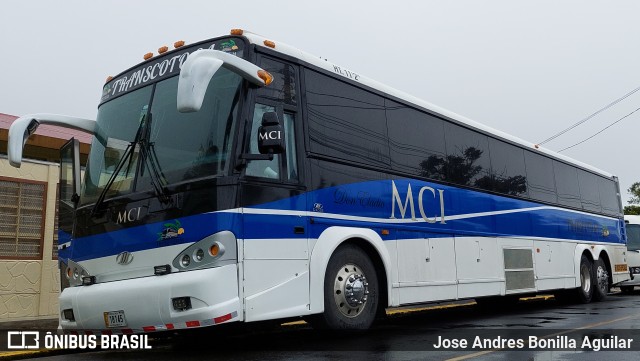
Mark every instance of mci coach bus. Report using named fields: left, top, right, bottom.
left=7, top=29, right=628, bottom=333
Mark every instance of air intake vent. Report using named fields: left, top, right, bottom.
left=503, top=249, right=535, bottom=291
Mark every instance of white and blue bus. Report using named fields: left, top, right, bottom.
left=8, top=29, right=628, bottom=333
left=620, top=215, right=640, bottom=293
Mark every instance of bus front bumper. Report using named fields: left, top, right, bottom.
left=59, top=264, right=241, bottom=333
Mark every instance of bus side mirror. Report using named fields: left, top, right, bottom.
left=177, top=49, right=272, bottom=113
left=258, top=112, right=285, bottom=155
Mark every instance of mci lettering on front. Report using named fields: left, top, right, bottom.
left=6, top=29, right=627, bottom=334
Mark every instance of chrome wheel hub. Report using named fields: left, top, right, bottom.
left=580, top=264, right=591, bottom=293
left=333, top=263, right=369, bottom=318
left=596, top=265, right=608, bottom=293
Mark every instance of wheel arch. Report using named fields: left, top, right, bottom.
left=308, top=226, right=392, bottom=314
left=573, top=245, right=592, bottom=288
left=572, top=244, right=610, bottom=286
left=597, top=249, right=613, bottom=285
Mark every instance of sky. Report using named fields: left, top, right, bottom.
left=1, top=0, right=639, bottom=204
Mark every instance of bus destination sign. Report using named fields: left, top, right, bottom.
left=100, top=38, right=244, bottom=104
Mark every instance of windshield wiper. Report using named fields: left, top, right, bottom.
left=90, top=114, right=147, bottom=218
left=139, top=113, right=171, bottom=204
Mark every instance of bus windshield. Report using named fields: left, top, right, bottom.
left=627, top=224, right=640, bottom=251
left=80, top=68, right=243, bottom=206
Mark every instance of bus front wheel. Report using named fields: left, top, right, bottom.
left=314, top=244, right=379, bottom=330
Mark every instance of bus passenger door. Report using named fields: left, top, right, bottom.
left=58, top=138, right=81, bottom=289
left=239, top=57, right=309, bottom=322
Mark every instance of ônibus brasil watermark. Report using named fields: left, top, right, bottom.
left=4, top=331, right=151, bottom=350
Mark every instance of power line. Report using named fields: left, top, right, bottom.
left=537, top=85, right=640, bottom=146
left=557, top=106, right=640, bottom=152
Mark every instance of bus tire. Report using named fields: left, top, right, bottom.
left=314, top=244, right=379, bottom=330
left=592, top=258, right=609, bottom=302
left=576, top=255, right=594, bottom=303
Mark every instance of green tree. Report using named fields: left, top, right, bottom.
left=624, top=182, right=640, bottom=215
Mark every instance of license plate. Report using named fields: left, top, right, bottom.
left=104, top=310, right=127, bottom=328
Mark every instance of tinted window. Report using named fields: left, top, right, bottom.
left=443, top=123, right=492, bottom=189
left=488, top=138, right=528, bottom=197
left=599, top=177, right=620, bottom=215
left=386, top=100, right=446, bottom=180
left=256, top=58, right=297, bottom=106
left=553, top=161, right=581, bottom=208
left=524, top=151, right=557, bottom=203
left=305, top=69, right=389, bottom=167
left=627, top=224, right=640, bottom=251
left=577, top=170, right=602, bottom=212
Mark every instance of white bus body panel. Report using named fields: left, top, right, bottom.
left=532, top=240, right=577, bottom=290
left=395, top=236, right=457, bottom=304
left=59, top=264, right=241, bottom=331
left=242, top=237, right=311, bottom=322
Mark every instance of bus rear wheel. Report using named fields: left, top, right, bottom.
left=314, top=244, right=379, bottom=330
left=576, top=254, right=594, bottom=303
left=592, top=258, right=609, bottom=301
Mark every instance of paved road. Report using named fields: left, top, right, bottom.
left=18, top=291, right=640, bottom=361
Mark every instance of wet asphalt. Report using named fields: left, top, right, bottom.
left=11, top=289, right=640, bottom=361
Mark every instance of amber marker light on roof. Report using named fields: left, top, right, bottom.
left=174, top=40, right=185, bottom=49
left=106, top=76, right=113, bottom=83
left=264, top=40, right=276, bottom=48
left=143, top=52, right=153, bottom=60
left=257, top=70, right=274, bottom=86
left=230, top=29, right=244, bottom=36
left=158, top=46, right=169, bottom=54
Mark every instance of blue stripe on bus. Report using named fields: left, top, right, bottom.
left=64, top=179, right=624, bottom=262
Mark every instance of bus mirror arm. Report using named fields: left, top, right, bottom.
left=235, top=151, right=274, bottom=170
left=8, top=113, right=96, bottom=168
left=177, top=49, right=269, bottom=113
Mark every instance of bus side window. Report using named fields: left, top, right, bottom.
left=246, top=104, right=280, bottom=179
left=245, top=105, right=298, bottom=181
left=283, top=112, right=297, bottom=180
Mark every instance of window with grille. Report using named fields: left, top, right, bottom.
left=0, top=178, right=46, bottom=259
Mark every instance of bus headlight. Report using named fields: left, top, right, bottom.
left=194, top=249, right=205, bottom=262
left=181, top=254, right=191, bottom=267
left=66, top=259, right=91, bottom=287
left=172, top=230, right=237, bottom=271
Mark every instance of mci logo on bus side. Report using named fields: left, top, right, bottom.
left=390, top=180, right=446, bottom=224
